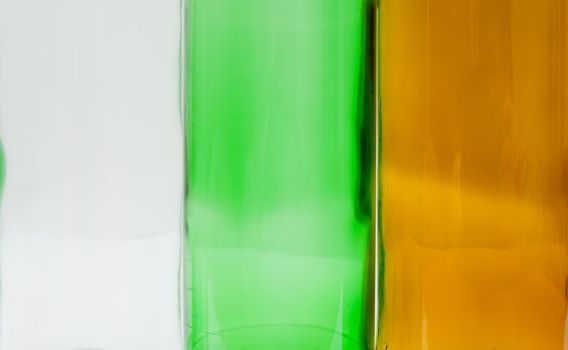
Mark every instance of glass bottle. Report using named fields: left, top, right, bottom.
left=185, top=0, right=379, bottom=349
left=0, top=0, right=185, bottom=349
left=380, top=0, right=568, bottom=348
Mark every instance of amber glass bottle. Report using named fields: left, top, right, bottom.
left=380, top=0, right=567, bottom=349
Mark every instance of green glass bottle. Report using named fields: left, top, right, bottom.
left=185, top=0, right=379, bottom=349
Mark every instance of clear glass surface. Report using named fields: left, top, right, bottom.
left=0, top=1, right=185, bottom=349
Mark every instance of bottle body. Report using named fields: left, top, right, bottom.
left=0, top=0, right=184, bottom=349
left=186, top=0, right=378, bottom=349
left=380, top=0, right=568, bottom=348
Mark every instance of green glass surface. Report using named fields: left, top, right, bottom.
left=185, top=0, right=378, bottom=349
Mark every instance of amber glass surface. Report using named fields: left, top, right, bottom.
left=380, top=0, right=567, bottom=349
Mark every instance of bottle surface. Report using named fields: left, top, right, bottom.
left=186, top=0, right=377, bottom=349
left=380, top=0, right=567, bottom=349
left=0, top=0, right=184, bottom=349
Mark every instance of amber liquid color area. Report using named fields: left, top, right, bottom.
left=380, top=0, right=567, bottom=349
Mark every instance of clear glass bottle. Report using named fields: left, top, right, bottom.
left=0, top=0, right=185, bottom=349
left=185, top=0, right=379, bottom=349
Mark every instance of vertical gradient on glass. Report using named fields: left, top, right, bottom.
left=380, top=0, right=567, bottom=349
left=185, top=0, right=377, bottom=349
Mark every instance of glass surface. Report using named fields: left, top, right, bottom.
left=0, top=0, right=185, bottom=349
left=185, top=0, right=378, bottom=349
left=380, top=0, right=568, bottom=349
